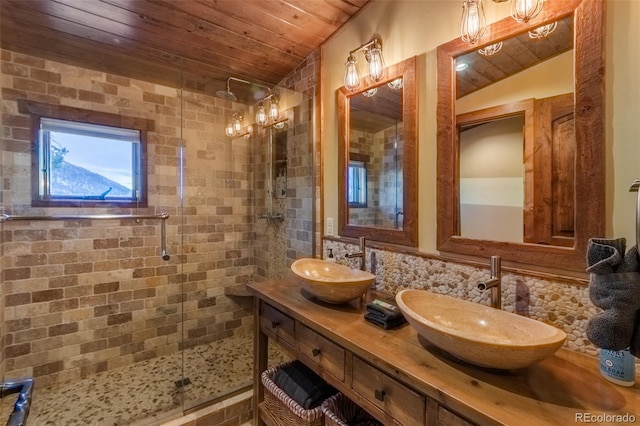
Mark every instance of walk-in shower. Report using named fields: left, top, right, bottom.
left=0, top=53, right=315, bottom=425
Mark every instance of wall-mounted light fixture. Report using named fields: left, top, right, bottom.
left=343, top=38, right=386, bottom=92
left=218, top=76, right=282, bottom=137
left=510, top=0, right=544, bottom=23
left=460, top=0, right=487, bottom=44
left=225, top=113, right=251, bottom=139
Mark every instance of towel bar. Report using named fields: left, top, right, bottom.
left=629, top=179, right=640, bottom=248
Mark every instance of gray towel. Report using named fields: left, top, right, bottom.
left=586, top=238, right=640, bottom=351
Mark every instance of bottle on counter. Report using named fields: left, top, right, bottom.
left=599, top=348, right=636, bottom=386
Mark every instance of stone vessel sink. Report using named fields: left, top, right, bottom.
left=291, top=258, right=375, bottom=304
left=395, top=290, right=567, bottom=369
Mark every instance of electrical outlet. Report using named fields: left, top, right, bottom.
left=326, top=218, right=334, bottom=236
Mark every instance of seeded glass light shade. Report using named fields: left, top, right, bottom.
left=225, top=121, right=235, bottom=137
left=268, top=98, right=279, bottom=121
left=255, top=104, right=268, bottom=125
left=344, top=55, right=360, bottom=92
left=511, top=0, right=544, bottom=23
left=367, top=44, right=386, bottom=81
left=461, top=0, right=486, bottom=44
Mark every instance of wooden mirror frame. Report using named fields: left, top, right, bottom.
left=338, top=56, right=418, bottom=246
left=436, top=0, right=604, bottom=273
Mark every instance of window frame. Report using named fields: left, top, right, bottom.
left=18, top=99, right=153, bottom=208
left=347, top=160, right=368, bottom=208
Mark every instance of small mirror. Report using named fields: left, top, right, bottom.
left=339, top=56, right=417, bottom=246
left=436, top=0, right=604, bottom=273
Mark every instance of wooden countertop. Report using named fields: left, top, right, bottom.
left=249, top=279, right=640, bottom=426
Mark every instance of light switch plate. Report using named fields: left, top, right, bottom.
left=326, top=218, right=334, bottom=236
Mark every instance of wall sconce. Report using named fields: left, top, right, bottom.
left=225, top=113, right=251, bottom=139
left=343, top=38, right=386, bottom=92
left=255, top=103, right=268, bottom=125
left=460, top=0, right=487, bottom=44
left=268, top=94, right=280, bottom=121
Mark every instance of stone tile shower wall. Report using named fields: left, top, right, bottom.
left=0, top=50, right=254, bottom=387
left=324, top=239, right=600, bottom=356
left=253, top=49, right=318, bottom=281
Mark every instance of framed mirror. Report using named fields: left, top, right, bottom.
left=436, top=0, right=604, bottom=273
left=338, top=56, right=417, bottom=246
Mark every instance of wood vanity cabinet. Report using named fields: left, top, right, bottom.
left=253, top=285, right=474, bottom=426
left=251, top=279, right=640, bottom=426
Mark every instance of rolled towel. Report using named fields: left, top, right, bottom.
left=273, top=361, right=337, bottom=409
left=586, top=238, right=626, bottom=274
left=586, top=272, right=640, bottom=350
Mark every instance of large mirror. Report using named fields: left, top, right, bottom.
left=436, top=0, right=604, bottom=273
left=339, top=56, right=417, bottom=246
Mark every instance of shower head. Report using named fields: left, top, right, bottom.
left=216, top=79, right=237, bottom=102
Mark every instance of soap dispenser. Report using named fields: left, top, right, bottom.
left=599, top=348, right=636, bottom=386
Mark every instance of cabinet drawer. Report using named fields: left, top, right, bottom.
left=352, top=357, right=426, bottom=426
left=438, top=407, right=475, bottom=426
left=260, top=302, right=295, bottom=347
left=297, top=324, right=346, bottom=382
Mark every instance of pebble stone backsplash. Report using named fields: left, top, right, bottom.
left=323, top=240, right=600, bottom=356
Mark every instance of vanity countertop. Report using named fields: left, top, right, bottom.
left=249, top=278, right=640, bottom=426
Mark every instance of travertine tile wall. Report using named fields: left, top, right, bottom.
left=0, top=49, right=255, bottom=387
left=253, top=49, right=318, bottom=281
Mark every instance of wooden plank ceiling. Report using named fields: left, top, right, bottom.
left=0, top=0, right=370, bottom=103
left=456, top=15, right=573, bottom=99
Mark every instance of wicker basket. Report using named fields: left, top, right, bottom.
left=261, top=362, right=325, bottom=426
left=322, top=393, right=382, bottom=426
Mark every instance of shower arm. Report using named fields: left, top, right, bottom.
left=226, top=77, right=273, bottom=99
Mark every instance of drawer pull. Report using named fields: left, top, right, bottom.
left=271, top=321, right=279, bottom=329
left=374, top=389, right=386, bottom=402
left=312, top=348, right=321, bottom=357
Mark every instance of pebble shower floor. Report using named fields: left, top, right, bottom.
left=0, top=335, right=289, bottom=425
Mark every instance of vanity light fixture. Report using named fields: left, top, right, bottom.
left=460, top=0, right=487, bottom=44
left=511, top=0, right=544, bottom=23
left=528, top=21, right=557, bottom=39
left=268, top=94, right=280, bottom=121
left=343, top=38, right=386, bottom=92
left=478, top=41, right=502, bottom=56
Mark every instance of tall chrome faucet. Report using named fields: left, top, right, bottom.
left=476, top=256, right=502, bottom=309
left=345, top=237, right=366, bottom=271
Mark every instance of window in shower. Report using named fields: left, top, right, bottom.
left=19, top=99, right=152, bottom=207
left=348, top=160, right=367, bottom=207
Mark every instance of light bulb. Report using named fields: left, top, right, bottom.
left=255, top=103, right=267, bottom=125
left=461, top=0, right=486, bottom=44
left=511, top=0, right=544, bottom=23
left=344, top=55, right=360, bottom=92
left=268, top=98, right=279, bottom=121
left=233, top=115, right=243, bottom=133
left=225, top=121, right=235, bottom=137
left=367, top=43, right=386, bottom=81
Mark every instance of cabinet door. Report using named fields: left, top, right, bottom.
left=352, top=357, right=426, bottom=426
left=297, top=323, right=346, bottom=381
